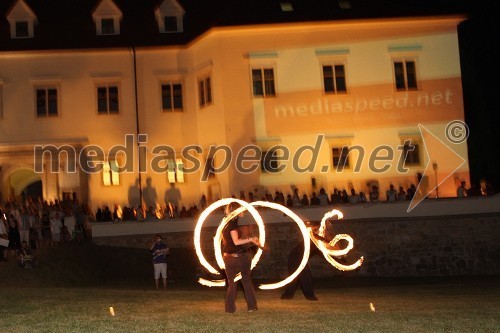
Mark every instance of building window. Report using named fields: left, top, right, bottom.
left=394, top=60, right=418, bottom=91
left=36, top=87, right=58, bottom=117
left=155, top=0, right=185, bottom=33
left=401, top=140, right=421, bottom=167
left=15, top=21, right=29, bottom=38
left=103, top=161, right=120, bottom=186
left=101, top=18, right=115, bottom=35
left=161, top=83, right=183, bottom=112
left=164, top=16, right=178, bottom=32
left=322, top=64, right=347, bottom=93
left=252, top=68, right=276, bottom=97
left=97, top=85, right=119, bottom=114
left=167, top=158, right=185, bottom=183
left=261, top=150, right=279, bottom=173
left=92, top=0, right=122, bottom=36
left=332, top=146, right=350, bottom=169
left=198, top=75, right=212, bottom=108
left=7, top=0, right=37, bottom=39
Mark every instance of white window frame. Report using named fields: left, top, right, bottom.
left=198, top=74, right=213, bottom=109
left=260, top=148, right=281, bottom=174
left=325, top=136, right=355, bottom=172
left=14, top=20, right=30, bottom=38
left=7, top=0, right=38, bottom=39
left=167, top=158, right=185, bottom=183
left=399, top=135, right=423, bottom=168
left=102, top=160, right=120, bottom=186
left=155, top=0, right=185, bottom=33
left=161, top=81, right=184, bottom=112
left=96, top=83, right=120, bottom=115
left=34, top=85, right=60, bottom=118
left=99, top=17, right=119, bottom=35
left=392, top=57, right=419, bottom=91
left=321, top=62, right=348, bottom=94
left=251, top=66, right=277, bottom=98
left=161, top=15, right=183, bottom=33
left=92, top=0, right=122, bottom=36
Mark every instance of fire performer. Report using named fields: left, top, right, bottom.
left=281, top=224, right=334, bottom=301
left=280, top=237, right=320, bottom=301
left=222, top=203, right=261, bottom=313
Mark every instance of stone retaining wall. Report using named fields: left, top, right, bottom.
left=92, top=212, right=500, bottom=279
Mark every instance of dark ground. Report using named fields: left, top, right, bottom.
left=0, top=242, right=162, bottom=289
left=0, top=242, right=497, bottom=293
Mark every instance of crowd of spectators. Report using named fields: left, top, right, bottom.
left=93, top=178, right=496, bottom=223
left=90, top=185, right=410, bottom=222
left=0, top=197, right=93, bottom=265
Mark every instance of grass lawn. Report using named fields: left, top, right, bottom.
left=0, top=243, right=498, bottom=332
left=1, top=278, right=499, bottom=333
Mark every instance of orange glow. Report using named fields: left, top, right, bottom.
left=310, top=209, right=364, bottom=271
left=194, top=200, right=363, bottom=289
left=264, top=78, right=463, bottom=135
left=194, top=198, right=264, bottom=281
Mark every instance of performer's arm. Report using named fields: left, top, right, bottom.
left=230, top=230, right=258, bottom=246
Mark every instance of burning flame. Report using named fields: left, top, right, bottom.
left=309, top=209, right=364, bottom=271
left=370, top=303, right=376, bottom=312
left=194, top=200, right=363, bottom=290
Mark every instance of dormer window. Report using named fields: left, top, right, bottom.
left=6, top=0, right=38, bottom=39
left=15, top=21, right=29, bottom=37
left=92, top=0, right=122, bottom=36
left=101, top=18, right=116, bottom=35
left=164, top=16, right=178, bottom=32
left=155, top=0, right=185, bottom=33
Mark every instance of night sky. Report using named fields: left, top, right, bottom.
left=459, top=0, right=500, bottom=192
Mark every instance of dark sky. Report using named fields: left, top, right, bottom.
left=458, top=0, right=500, bottom=191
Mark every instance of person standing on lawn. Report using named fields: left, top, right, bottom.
left=222, top=203, right=260, bottom=313
left=149, top=234, right=169, bottom=291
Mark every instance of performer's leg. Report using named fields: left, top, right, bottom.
left=281, top=278, right=298, bottom=299
left=223, top=257, right=238, bottom=313
left=299, top=264, right=317, bottom=300
left=281, top=252, right=301, bottom=299
left=239, top=255, right=257, bottom=311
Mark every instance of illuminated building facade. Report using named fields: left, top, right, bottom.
left=0, top=0, right=469, bottom=210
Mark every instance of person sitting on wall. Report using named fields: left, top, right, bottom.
left=457, top=181, right=468, bottom=198
left=369, top=186, right=379, bottom=202
left=397, top=186, right=407, bottom=201
left=386, top=184, right=397, bottom=202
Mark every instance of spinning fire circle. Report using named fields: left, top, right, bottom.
left=194, top=199, right=363, bottom=289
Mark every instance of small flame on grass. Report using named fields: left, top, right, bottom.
left=369, top=303, right=376, bottom=312
left=109, top=306, right=115, bottom=316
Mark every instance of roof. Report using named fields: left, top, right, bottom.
left=0, top=0, right=468, bottom=52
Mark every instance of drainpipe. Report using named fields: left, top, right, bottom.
left=132, top=46, right=143, bottom=208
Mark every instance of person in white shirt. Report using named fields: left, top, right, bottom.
left=50, top=212, right=63, bottom=245
left=386, top=184, right=397, bottom=202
